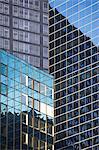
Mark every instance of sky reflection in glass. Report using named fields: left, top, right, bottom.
left=49, top=0, right=99, bottom=46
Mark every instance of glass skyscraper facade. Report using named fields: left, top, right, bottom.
left=0, top=0, right=49, bottom=71
left=49, top=0, right=99, bottom=149
left=0, top=50, right=54, bottom=150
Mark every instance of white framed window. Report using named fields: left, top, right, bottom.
left=34, top=34, right=40, bottom=44
left=4, top=16, right=9, bottom=26
left=19, top=7, right=23, bottom=18
left=43, top=15, right=48, bottom=24
left=0, top=3, right=3, bottom=13
left=4, top=4, right=9, bottom=14
left=24, top=0, right=29, bottom=8
left=0, top=15, right=3, bottom=25
left=24, top=43, right=29, bottom=53
left=29, top=0, right=33, bottom=9
left=19, top=19, right=23, bottom=29
left=34, top=0, right=40, bottom=10
left=19, top=42, right=23, bottom=52
left=13, top=18, right=18, bottom=28
left=13, top=0, right=18, bottom=5
left=43, top=24, right=48, bottom=35
left=24, top=20, right=29, bottom=30
left=19, top=0, right=24, bottom=6
left=0, top=38, right=3, bottom=48
left=43, top=2, right=48, bottom=12
left=43, top=36, right=48, bottom=47
left=13, top=41, right=19, bottom=51
left=24, top=32, right=29, bottom=42
left=13, top=6, right=18, bottom=16
left=19, top=30, right=24, bottom=41
left=43, top=47, right=48, bottom=58
left=4, top=39, right=9, bottom=49
left=0, top=26, right=3, bottom=36
left=4, top=28, right=9, bottom=38
left=13, top=29, right=18, bottom=40
left=35, top=12, right=40, bottom=21
left=43, top=59, right=48, bottom=69
left=24, top=9, right=29, bottom=19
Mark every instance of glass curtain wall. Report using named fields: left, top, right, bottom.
left=49, top=0, right=99, bottom=150
left=0, top=50, right=54, bottom=150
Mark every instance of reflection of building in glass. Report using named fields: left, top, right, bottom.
left=0, top=0, right=49, bottom=71
left=49, top=0, right=99, bottom=150
left=0, top=50, right=54, bottom=150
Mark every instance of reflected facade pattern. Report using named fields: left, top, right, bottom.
left=49, top=0, right=99, bottom=150
left=0, top=0, right=49, bottom=71
left=0, top=50, right=54, bottom=150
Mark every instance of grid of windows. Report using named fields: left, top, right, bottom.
left=0, top=50, right=54, bottom=150
left=0, top=0, right=49, bottom=71
left=49, top=0, right=99, bottom=149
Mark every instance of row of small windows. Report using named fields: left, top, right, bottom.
left=13, top=29, right=40, bottom=44
left=55, top=84, right=98, bottom=100
left=49, top=36, right=96, bottom=50
left=55, top=101, right=98, bottom=117
left=53, top=64, right=98, bottom=81
left=49, top=14, right=98, bottom=33
left=0, top=6, right=48, bottom=25
left=55, top=134, right=98, bottom=149
left=49, top=29, right=96, bottom=44
left=13, top=41, right=48, bottom=58
left=55, top=93, right=98, bottom=109
left=55, top=121, right=98, bottom=137
left=14, top=53, right=48, bottom=69
left=55, top=74, right=98, bottom=93
left=13, top=6, right=40, bottom=21
left=56, top=127, right=98, bottom=141
left=13, top=29, right=48, bottom=47
left=55, top=117, right=98, bottom=132
left=13, top=0, right=48, bottom=12
left=13, top=18, right=40, bottom=33
left=51, top=55, right=97, bottom=70
left=53, top=64, right=98, bottom=84
left=13, top=0, right=40, bottom=10
left=49, top=47, right=98, bottom=67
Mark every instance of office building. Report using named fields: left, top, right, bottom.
left=49, top=0, right=99, bottom=149
left=0, top=0, right=49, bottom=71
left=0, top=50, right=54, bottom=150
